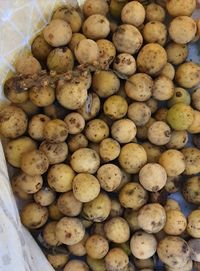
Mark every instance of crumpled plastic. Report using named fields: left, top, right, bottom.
left=0, top=142, right=55, bottom=271
left=0, top=1, right=83, bottom=270
left=0, top=0, right=199, bottom=271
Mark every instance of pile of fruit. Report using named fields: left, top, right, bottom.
left=0, top=0, right=200, bottom=270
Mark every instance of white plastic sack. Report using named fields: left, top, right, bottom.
left=0, top=132, right=55, bottom=271
left=0, top=1, right=83, bottom=270
left=0, top=1, right=199, bottom=271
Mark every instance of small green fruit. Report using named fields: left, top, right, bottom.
left=167, top=103, right=194, bottom=130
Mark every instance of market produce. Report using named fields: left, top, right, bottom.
left=157, top=236, right=191, bottom=269
left=12, top=171, right=42, bottom=194
left=130, top=231, right=157, bottom=260
left=128, top=102, right=151, bottom=126
left=83, top=0, right=109, bottom=17
left=52, top=6, right=82, bottom=33
left=97, top=39, right=116, bottom=70
left=104, top=217, right=130, bottom=243
left=74, top=39, right=99, bottom=65
left=57, top=191, right=82, bottom=216
left=85, top=234, right=109, bottom=259
left=5, top=136, right=36, bottom=167
left=169, top=16, right=197, bottom=44
left=68, top=233, right=88, bottom=257
left=113, top=24, right=143, bottom=54
left=138, top=203, right=166, bottom=233
left=28, top=114, right=50, bottom=141
left=121, top=1, right=145, bottom=27
left=119, top=182, right=148, bottom=210
left=39, top=141, right=68, bottom=164
left=43, top=19, right=72, bottom=47
left=166, top=42, right=188, bottom=65
left=146, top=3, right=166, bottom=22
left=33, top=187, right=56, bottom=206
left=47, top=47, right=74, bottom=73
left=1, top=2, right=200, bottom=270
left=143, top=21, right=167, bottom=46
left=15, top=55, right=41, bottom=75
left=163, top=209, right=187, bottom=235
left=125, top=73, right=153, bottom=102
left=82, top=14, right=110, bottom=40
left=160, top=62, right=175, bottom=80
left=113, top=53, right=136, bottom=77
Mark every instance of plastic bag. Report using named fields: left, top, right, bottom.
left=0, top=1, right=83, bottom=270
left=0, top=0, right=199, bottom=270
